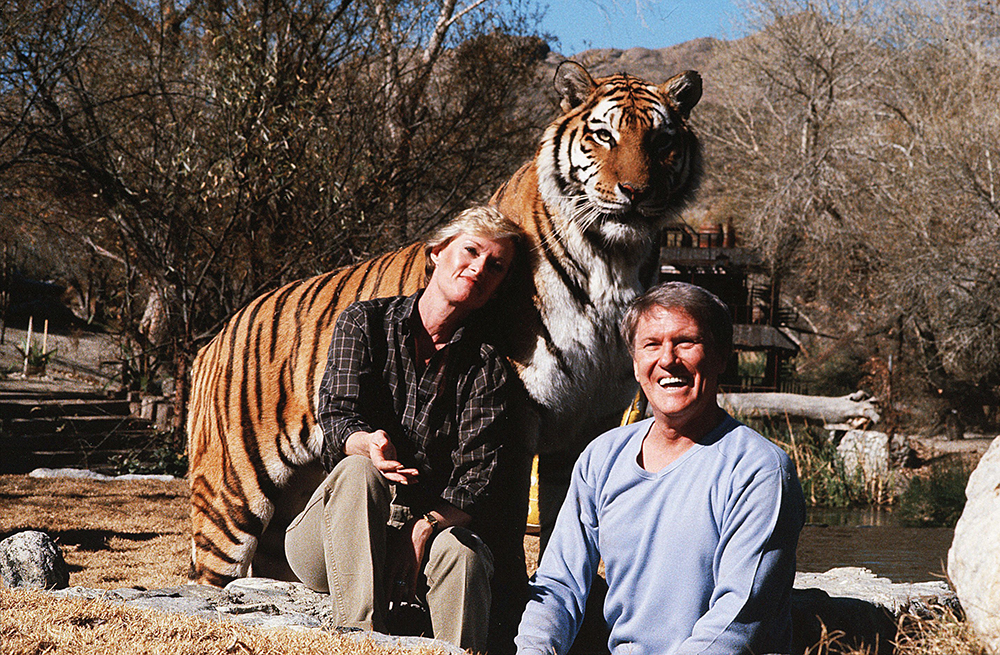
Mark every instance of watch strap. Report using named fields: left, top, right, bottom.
left=421, top=512, right=440, bottom=532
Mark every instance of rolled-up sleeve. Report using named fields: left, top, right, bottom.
left=318, top=306, right=376, bottom=471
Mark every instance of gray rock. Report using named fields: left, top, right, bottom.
left=795, top=567, right=955, bottom=615
left=28, top=467, right=176, bottom=482
left=341, top=630, right=466, bottom=654
left=52, top=578, right=463, bottom=653
left=793, top=567, right=959, bottom=655
left=836, top=430, right=890, bottom=482
left=39, top=569, right=958, bottom=655
left=0, top=530, right=70, bottom=590
left=948, top=435, right=1000, bottom=654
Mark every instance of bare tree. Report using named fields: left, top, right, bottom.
left=706, top=0, right=1000, bottom=429
left=0, top=0, right=545, bottom=429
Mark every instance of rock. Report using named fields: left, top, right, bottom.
left=0, top=530, right=70, bottom=590
left=793, top=567, right=958, bottom=655
left=948, top=435, right=1000, bottom=654
left=836, top=430, right=890, bottom=482
left=50, top=577, right=464, bottom=654
left=28, top=467, right=176, bottom=482
left=34, top=569, right=958, bottom=655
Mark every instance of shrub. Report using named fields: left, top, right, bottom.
left=111, top=443, right=188, bottom=478
left=897, top=458, right=973, bottom=528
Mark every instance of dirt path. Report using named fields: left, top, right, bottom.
left=0, top=474, right=542, bottom=590
left=0, top=475, right=191, bottom=589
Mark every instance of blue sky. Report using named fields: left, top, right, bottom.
left=537, top=0, right=738, bottom=53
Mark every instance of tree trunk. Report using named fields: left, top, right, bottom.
left=719, top=391, right=881, bottom=425
left=172, top=348, right=188, bottom=451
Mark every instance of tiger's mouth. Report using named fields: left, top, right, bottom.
left=585, top=189, right=665, bottom=223
left=599, top=205, right=660, bottom=227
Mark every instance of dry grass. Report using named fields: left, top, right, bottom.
left=0, top=475, right=541, bottom=590
left=895, top=609, right=990, bottom=655
left=0, top=474, right=540, bottom=654
left=0, top=586, right=449, bottom=654
left=0, top=475, right=987, bottom=655
left=0, top=475, right=191, bottom=588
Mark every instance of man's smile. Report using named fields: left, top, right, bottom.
left=657, top=375, right=688, bottom=388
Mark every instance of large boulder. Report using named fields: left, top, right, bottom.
left=948, top=435, right=1000, bottom=653
left=0, top=530, right=70, bottom=590
left=793, top=568, right=957, bottom=655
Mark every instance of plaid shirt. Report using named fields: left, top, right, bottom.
left=318, top=292, right=511, bottom=517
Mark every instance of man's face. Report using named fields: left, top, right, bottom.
left=632, top=306, right=726, bottom=436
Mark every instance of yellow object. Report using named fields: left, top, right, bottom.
left=528, top=392, right=645, bottom=532
left=621, top=388, right=647, bottom=426
left=527, top=455, right=540, bottom=531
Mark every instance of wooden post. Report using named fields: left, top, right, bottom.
left=23, top=315, right=33, bottom=375
left=42, top=319, right=49, bottom=357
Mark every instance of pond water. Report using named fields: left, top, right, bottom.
left=796, top=506, right=954, bottom=583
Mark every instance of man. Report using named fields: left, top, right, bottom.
left=285, top=206, right=523, bottom=652
left=516, top=281, right=805, bottom=655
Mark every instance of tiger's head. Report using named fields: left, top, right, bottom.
left=537, top=61, right=702, bottom=252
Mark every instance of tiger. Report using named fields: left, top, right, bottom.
left=187, top=60, right=702, bottom=587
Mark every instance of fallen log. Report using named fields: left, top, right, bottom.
left=719, top=391, right=880, bottom=425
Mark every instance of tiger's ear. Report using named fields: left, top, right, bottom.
left=662, top=70, right=702, bottom=118
left=554, top=60, right=596, bottom=113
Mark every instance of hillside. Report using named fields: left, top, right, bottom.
left=533, top=37, right=724, bottom=107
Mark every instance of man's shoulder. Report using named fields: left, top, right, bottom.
left=715, top=418, right=796, bottom=473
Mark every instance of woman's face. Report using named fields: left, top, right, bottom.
left=427, top=233, right=516, bottom=312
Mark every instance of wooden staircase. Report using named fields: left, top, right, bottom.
left=0, top=387, right=162, bottom=474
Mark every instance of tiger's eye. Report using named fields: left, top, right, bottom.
left=652, top=132, right=674, bottom=155
left=593, top=128, right=615, bottom=145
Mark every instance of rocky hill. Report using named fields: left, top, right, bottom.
left=534, top=37, right=724, bottom=107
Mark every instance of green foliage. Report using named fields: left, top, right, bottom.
left=111, top=443, right=188, bottom=478
left=744, top=415, right=883, bottom=507
left=736, top=351, right=768, bottom=383
left=15, top=343, right=57, bottom=370
left=897, top=458, right=972, bottom=528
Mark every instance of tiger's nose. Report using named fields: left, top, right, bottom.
left=618, top=182, right=645, bottom=203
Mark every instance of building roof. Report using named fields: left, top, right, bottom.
left=733, top=324, right=798, bottom=353
left=660, top=246, right=764, bottom=270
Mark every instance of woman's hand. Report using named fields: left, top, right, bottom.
left=345, top=429, right=419, bottom=484
left=388, top=518, right=434, bottom=604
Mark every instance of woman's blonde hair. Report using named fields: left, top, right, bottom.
left=424, top=205, right=523, bottom=277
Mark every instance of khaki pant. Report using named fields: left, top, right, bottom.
left=285, top=455, right=493, bottom=651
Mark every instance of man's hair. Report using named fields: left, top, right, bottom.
left=424, top=205, right=523, bottom=277
left=620, top=281, right=733, bottom=362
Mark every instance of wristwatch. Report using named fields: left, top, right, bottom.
left=421, top=512, right=440, bottom=532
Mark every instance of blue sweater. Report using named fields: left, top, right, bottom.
left=516, top=415, right=805, bottom=655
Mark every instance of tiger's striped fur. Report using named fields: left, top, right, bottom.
left=187, top=244, right=426, bottom=585
left=187, top=62, right=702, bottom=586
